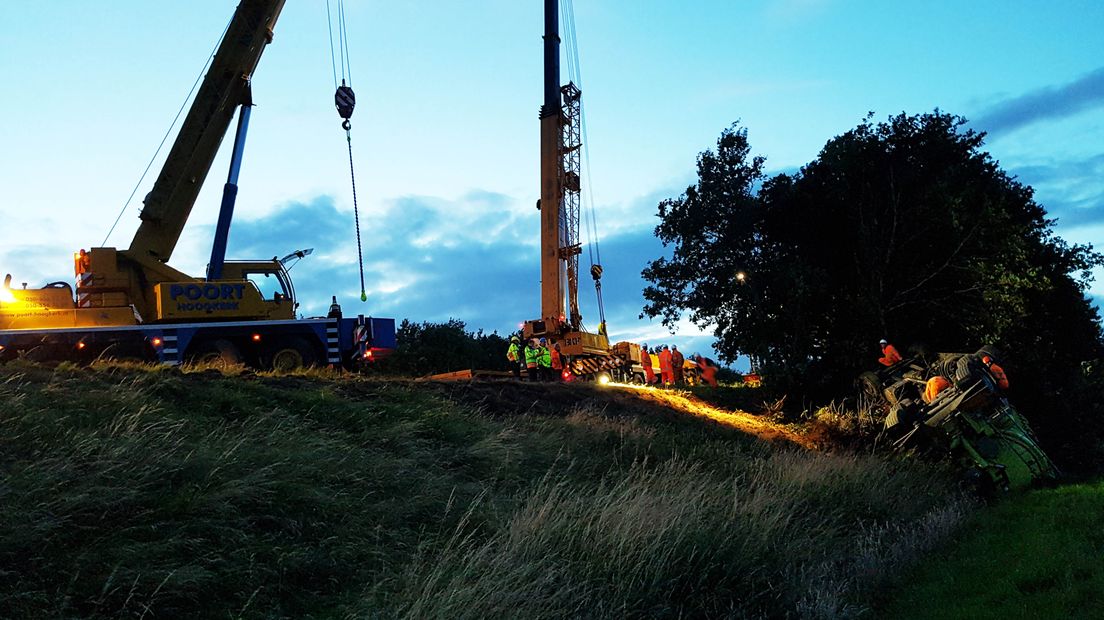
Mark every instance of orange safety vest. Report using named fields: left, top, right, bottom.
left=923, top=376, right=952, bottom=403
left=700, top=360, right=718, bottom=387
left=551, top=348, right=563, bottom=370
left=988, top=363, right=1009, bottom=390
left=641, top=350, right=656, bottom=381
left=879, top=344, right=902, bottom=367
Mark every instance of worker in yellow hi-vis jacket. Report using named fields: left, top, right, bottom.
left=506, top=335, right=522, bottom=379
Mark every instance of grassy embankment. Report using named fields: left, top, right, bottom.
left=0, top=362, right=968, bottom=618
left=879, top=480, right=1104, bottom=620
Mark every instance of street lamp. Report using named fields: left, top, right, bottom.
left=734, top=271, right=762, bottom=374
left=735, top=270, right=760, bottom=303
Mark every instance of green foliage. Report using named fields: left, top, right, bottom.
left=380, top=318, right=514, bottom=376
left=880, top=480, right=1104, bottom=619
left=643, top=124, right=772, bottom=366
left=0, top=364, right=965, bottom=618
left=643, top=112, right=1104, bottom=470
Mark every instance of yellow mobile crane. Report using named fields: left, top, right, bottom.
left=0, top=0, right=394, bottom=367
left=522, top=0, right=697, bottom=385
left=523, top=0, right=612, bottom=375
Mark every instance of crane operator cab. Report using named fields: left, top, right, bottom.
left=154, top=259, right=297, bottom=322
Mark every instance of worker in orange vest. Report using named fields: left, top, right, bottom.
left=550, top=342, right=564, bottom=381
left=671, top=345, right=685, bottom=385
left=922, top=375, right=952, bottom=403
left=878, top=339, right=903, bottom=366
left=658, top=345, right=674, bottom=387
left=981, top=355, right=1010, bottom=390
left=696, top=354, right=718, bottom=387
left=640, top=344, right=656, bottom=384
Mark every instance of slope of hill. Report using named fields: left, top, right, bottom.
left=0, top=362, right=967, bottom=618
left=879, top=480, right=1104, bottom=620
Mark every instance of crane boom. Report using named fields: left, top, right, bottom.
left=538, top=0, right=565, bottom=325
left=525, top=0, right=607, bottom=358
left=127, top=0, right=286, bottom=263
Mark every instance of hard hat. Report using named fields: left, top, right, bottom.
left=539, top=337, right=547, bottom=344
left=879, top=339, right=888, bottom=345
left=662, top=344, right=669, bottom=350
left=981, top=355, right=992, bottom=365
left=511, top=335, right=519, bottom=343
left=672, top=345, right=678, bottom=350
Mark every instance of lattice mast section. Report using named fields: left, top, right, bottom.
left=559, top=82, right=584, bottom=329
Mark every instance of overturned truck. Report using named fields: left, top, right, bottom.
left=859, top=347, right=1059, bottom=494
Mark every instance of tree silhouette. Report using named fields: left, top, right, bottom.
left=644, top=112, right=1104, bottom=469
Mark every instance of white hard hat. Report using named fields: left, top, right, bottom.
left=879, top=339, right=887, bottom=345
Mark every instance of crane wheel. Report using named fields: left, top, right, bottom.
left=267, top=338, right=319, bottom=372
left=188, top=339, right=242, bottom=369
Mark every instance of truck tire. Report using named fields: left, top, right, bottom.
left=857, top=371, right=885, bottom=402
left=188, top=339, right=242, bottom=368
left=267, top=337, right=319, bottom=371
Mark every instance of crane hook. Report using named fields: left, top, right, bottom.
left=335, top=82, right=356, bottom=124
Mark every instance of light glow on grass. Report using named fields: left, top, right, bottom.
left=607, top=382, right=817, bottom=449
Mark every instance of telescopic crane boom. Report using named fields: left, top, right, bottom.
left=129, top=0, right=286, bottom=265
left=79, top=0, right=291, bottom=328
left=523, top=0, right=608, bottom=358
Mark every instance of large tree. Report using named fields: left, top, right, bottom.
left=643, top=112, right=1104, bottom=468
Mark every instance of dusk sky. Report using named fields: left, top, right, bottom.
left=2, top=1, right=1102, bottom=367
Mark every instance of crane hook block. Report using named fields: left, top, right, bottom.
left=335, top=84, right=356, bottom=120
left=590, top=264, right=603, bottom=281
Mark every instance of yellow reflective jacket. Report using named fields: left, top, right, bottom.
left=524, top=346, right=540, bottom=368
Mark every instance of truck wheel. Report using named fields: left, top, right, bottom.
left=268, top=338, right=319, bottom=372
left=189, top=339, right=242, bottom=369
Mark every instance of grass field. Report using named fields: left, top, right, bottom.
left=878, top=480, right=1104, bottom=620
left=0, top=362, right=969, bottom=618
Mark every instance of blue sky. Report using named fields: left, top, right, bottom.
left=1, top=0, right=1102, bottom=367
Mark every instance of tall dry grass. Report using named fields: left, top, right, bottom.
left=394, top=433, right=969, bottom=619
left=0, top=364, right=968, bottom=619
